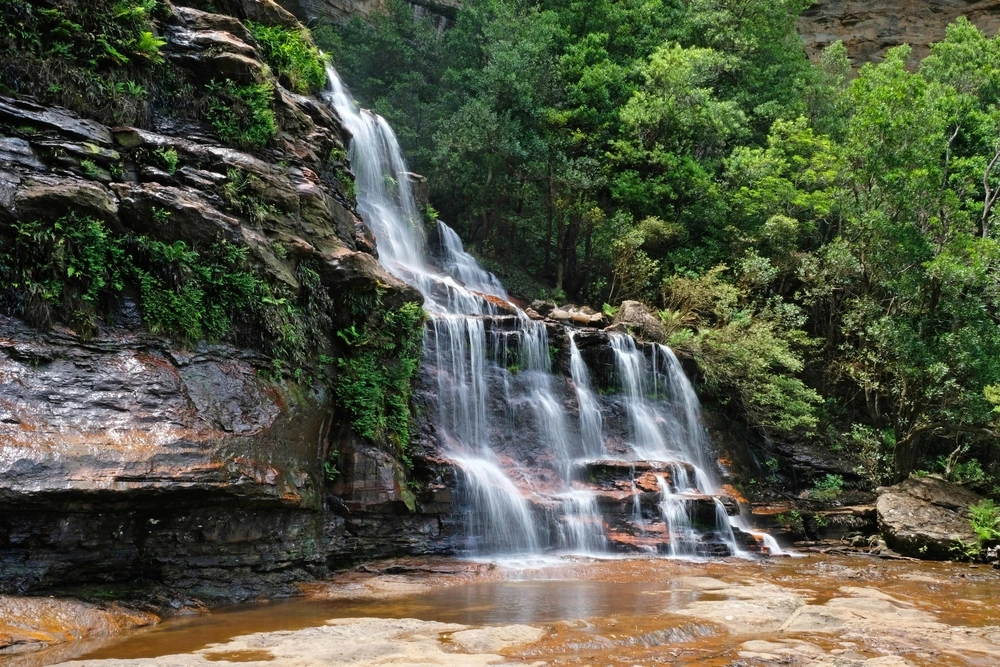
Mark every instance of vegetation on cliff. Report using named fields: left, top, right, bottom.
left=326, top=0, right=1000, bottom=488
left=0, top=0, right=426, bottom=460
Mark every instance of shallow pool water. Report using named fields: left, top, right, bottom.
left=17, top=553, right=1000, bottom=666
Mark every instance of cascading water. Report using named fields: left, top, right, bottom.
left=557, top=490, right=607, bottom=554
left=569, top=332, right=606, bottom=459
left=656, top=474, right=698, bottom=558
left=323, top=65, right=542, bottom=554
left=322, top=65, right=781, bottom=559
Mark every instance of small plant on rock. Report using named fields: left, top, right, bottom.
left=223, top=168, right=277, bottom=225
left=79, top=159, right=101, bottom=178
left=203, top=78, right=278, bottom=149
left=246, top=22, right=328, bottom=95
left=153, top=146, right=179, bottom=174
left=969, top=500, right=1000, bottom=545
left=811, top=474, right=844, bottom=501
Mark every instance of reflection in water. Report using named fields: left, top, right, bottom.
left=55, top=554, right=1000, bottom=667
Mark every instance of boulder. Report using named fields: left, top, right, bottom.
left=876, top=476, right=982, bottom=559
left=529, top=300, right=556, bottom=317
left=0, top=97, right=113, bottom=146
left=10, top=175, right=118, bottom=222
left=610, top=300, right=666, bottom=343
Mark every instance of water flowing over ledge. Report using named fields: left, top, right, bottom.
left=322, top=65, right=783, bottom=559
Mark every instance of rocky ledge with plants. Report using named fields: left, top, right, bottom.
left=0, top=0, right=456, bottom=609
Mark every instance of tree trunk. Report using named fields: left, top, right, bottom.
left=544, top=166, right=553, bottom=275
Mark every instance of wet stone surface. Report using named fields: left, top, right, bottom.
left=10, top=553, right=998, bottom=667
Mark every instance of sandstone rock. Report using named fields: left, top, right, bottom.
left=0, top=596, right=157, bottom=655
left=611, top=300, right=666, bottom=343
left=60, top=617, right=539, bottom=666
left=799, top=0, right=1000, bottom=67
left=877, top=476, right=982, bottom=559
left=529, top=300, right=556, bottom=316
left=0, top=317, right=326, bottom=508
left=0, top=137, right=45, bottom=171
left=407, top=171, right=430, bottom=210
left=170, top=5, right=254, bottom=43
left=239, top=0, right=303, bottom=27
left=0, top=97, right=113, bottom=146
left=12, top=175, right=118, bottom=222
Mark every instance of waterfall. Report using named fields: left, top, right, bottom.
left=323, top=65, right=543, bottom=554
left=569, top=332, right=606, bottom=458
left=322, top=65, right=778, bottom=559
left=558, top=489, right=607, bottom=554
left=435, top=222, right=509, bottom=299
left=656, top=474, right=698, bottom=558
left=609, top=334, right=670, bottom=459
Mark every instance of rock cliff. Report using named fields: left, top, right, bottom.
left=799, top=0, right=1000, bottom=65
left=282, top=0, right=1000, bottom=67
left=278, top=0, right=459, bottom=25
left=0, top=0, right=456, bottom=601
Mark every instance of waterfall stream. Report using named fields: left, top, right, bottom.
left=322, top=66, right=780, bottom=559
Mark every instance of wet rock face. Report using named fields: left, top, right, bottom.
left=798, top=0, right=1000, bottom=66
left=0, top=1, right=449, bottom=598
left=0, top=317, right=325, bottom=509
left=877, top=476, right=982, bottom=559
left=278, top=0, right=460, bottom=25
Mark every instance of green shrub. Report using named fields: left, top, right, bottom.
left=204, top=79, right=278, bottom=149
left=811, top=474, right=845, bottom=501
left=154, top=146, right=179, bottom=174
left=247, top=22, right=328, bottom=95
left=132, top=239, right=265, bottom=341
left=0, top=213, right=302, bottom=348
left=969, top=500, right=1000, bottom=545
left=334, top=298, right=425, bottom=457
left=0, top=0, right=166, bottom=124
left=0, top=213, right=126, bottom=333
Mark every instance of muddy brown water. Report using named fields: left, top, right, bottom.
left=15, top=553, right=1000, bottom=666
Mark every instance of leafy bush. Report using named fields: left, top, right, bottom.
left=0, top=213, right=299, bottom=348
left=154, top=147, right=179, bottom=174
left=203, top=79, right=278, bottom=149
left=663, top=267, right=821, bottom=436
left=247, top=22, right=328, bottom=95
left=0, top=213, right=126, bottom=333
left=334, top=298, right=425, bottom=456
left=811, top=474, right=845, bottom=501
left=0, top=0, right=166, bottom=124
left=132, top=239, right=263, bottom=341
left=969, top=500, right=1000, bottom=544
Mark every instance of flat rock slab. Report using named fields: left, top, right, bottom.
left=0, top=596, right=157, bottom=655
left=60, top=617, right=544, bottom=666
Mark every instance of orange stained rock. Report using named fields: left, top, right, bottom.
left=0, top=596, right=158, bottom=654
left=720, top=483, right=748, bottom=505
